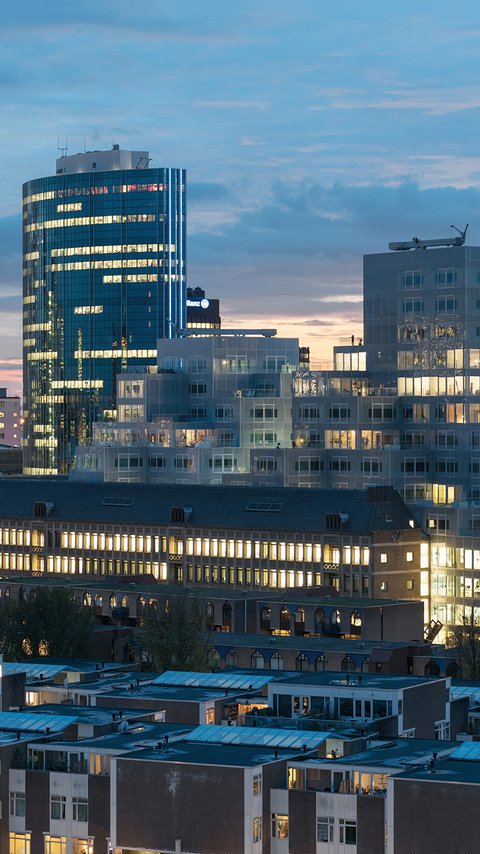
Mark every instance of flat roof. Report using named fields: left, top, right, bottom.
left=124, top=740, right=313, bottom=768
left=270, top=672, right=446, bottom=691
left=98, top=684, right=241, bottom=703
left=394, top=758, right=480, bottom=785
left=33, top=703, right=157, bottom=725
left=29, top=722, right=192, bottom=754
left=296, top=738, right=457, bottom=770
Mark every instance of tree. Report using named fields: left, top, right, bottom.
left=453, top=611, right=480, bottom=680
left=0, top=597, right=24, bottom=660
left=21, top=587, right=95, bottom=659
left=136, top=595, right=212, bottom=672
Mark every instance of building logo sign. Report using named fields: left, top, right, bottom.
left=187, top=298, right=210, bottom=309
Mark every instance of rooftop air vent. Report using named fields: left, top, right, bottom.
left=33, top=501, right=54, bottom=518
left=170, top=506, right=192, bottom=524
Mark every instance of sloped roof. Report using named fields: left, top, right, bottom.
left=0, top=478, right=416, bottom=534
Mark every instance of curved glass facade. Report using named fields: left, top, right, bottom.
left=23, top=159, right=186, bottom=474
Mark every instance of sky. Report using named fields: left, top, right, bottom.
left=3, top=0, right=480, bottom=395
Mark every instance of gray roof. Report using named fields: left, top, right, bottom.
left=394, top=758, right=480, bottom=785
left=0, top=478, right=416, bottom=534
left=185, top=724, right=331, bottom=750
left=0, top=711, right=77, bottom=733
left=29, top=722, right=193, bottom=754
left=124, top=740, right=314, bottom=767
left=152, top=671, right=275, bottom=691
left=211, top=632, right=409, bottom=656
left=269, top=671, right=446, bottom=691
left=303, top=738, right=457, bottom=770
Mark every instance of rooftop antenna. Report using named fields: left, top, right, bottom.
left=57, top=137, right=68, bottom=158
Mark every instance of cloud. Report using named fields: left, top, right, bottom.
left=195, top=100, right=270, bottom=111
left=188, top=182, right=232, bottom=204
left=309, top=86, right=480, bottom=117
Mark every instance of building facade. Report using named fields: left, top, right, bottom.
left=73, top=333, right=299, bottom=484
left=0, top=388, right=22, bottom=447
left=70, top=234, right=480, bottom=638
left=23, top=146, right=186, bottom=475
left=0, top=478, right=428, bottom=611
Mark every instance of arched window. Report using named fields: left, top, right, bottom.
left=137, top=595, right=146, bottom=610
left=341, top=655, right=356, bottom=672
left=83, top=592, right=92, bottom=607
left=121, top=595, right=128, bottom=608
left=148, top=597, right=158, bottom=609
left=94, top=594, right=103, bottom=609
left=271, top=651, right=284, bottom=671
left=251, top=650, right=265, bottom=670
left=206, top=602, right=215, bottom=629
left=225, top=649, right=237, bottom=668
left=315, top=607, right=325, bottom=635
left=294, top=607, right=306, bottom=636
left=18, top=586, right=26, bottom=603
left=446, top=661, right=462, bottom=678
left=361, top=657, right=370, bottom=673
left=330, top=608, right=341, bottom=625
left=315, top=654, right=327, bottom=672
left=280, top=605, right=291, bottom=633
left=425, top=660, right=440, bottom=677
left=350, top=610, right=362, bottom=636
left=222, top=602, right=232, bottom=631
left=164, top=598, right=172, bottom=614
left=208, top=649, right=221, bottom=670
left=109, top=594, right=117, bottom=609
left=260, top=605, right=271, bottom=631
left=296, top=653, right=310, bottom=672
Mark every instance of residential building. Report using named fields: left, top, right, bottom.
left=0, top=666, right=472, bottom=854
left=22, top=146, right=186, bottom=475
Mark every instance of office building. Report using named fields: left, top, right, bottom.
left=186, top=286, right=221, bottom=330
left=0, top=478, right=428, bottom=607
left=23, top=146, right=186, bottom=475
left=0, top=388, right=22, bottom=446
left=73, top=332, right=299, bottom=484
left=42, top=229, right=480, bottom=637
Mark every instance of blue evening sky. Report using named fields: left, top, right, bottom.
left=2, top=0, right=480, bottom=391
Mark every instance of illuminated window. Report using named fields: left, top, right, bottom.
left=44, top=837, right=66, bottom=854
left=271, top=814, right=289, bottom=840
left=9, top=833, right=31, bottom=854
left=72, top=842, right=93, bottom=854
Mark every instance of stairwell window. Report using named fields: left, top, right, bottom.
left=272, top=814, right=289, bottom=839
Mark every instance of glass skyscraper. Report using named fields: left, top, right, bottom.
left=23, top=146, right=186, bottom=474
